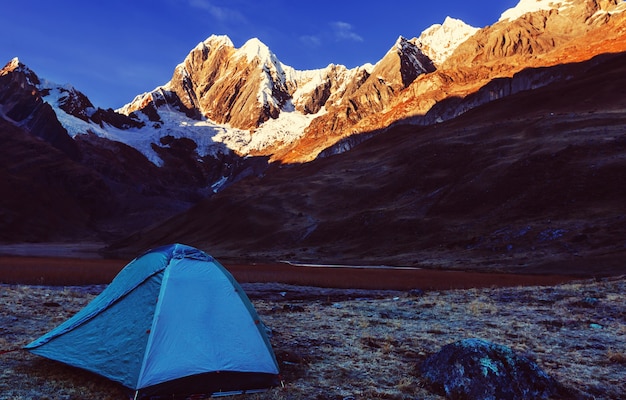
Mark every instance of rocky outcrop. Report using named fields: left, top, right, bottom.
left=0, top=59, right=79, bottom=159
left=420, top=339, right=573, bottom=399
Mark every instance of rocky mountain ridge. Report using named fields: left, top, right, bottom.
left=277, top=0, right=626, bottom=162
left=117, top=32, right=436, bottom=159
left=8, top=0, right=621, bottom=169
left=1, top=0, right=625, bottom=249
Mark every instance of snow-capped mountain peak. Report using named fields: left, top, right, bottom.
left=204, top=34, right=234, bottom=48
left=416, top=16, right=479, bottom=65
left=7, top=57, right=21, bottom=70
left=499, top=0, right=573, bottom=22
left=236, top=37, right=277, bottom=65
left=2, top=57, right=40, bottom=86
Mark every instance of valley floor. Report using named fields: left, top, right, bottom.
left=0, top=259, right=624, bottom=399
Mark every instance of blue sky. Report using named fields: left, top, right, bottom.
left=1, top=0, right=519, bottom=109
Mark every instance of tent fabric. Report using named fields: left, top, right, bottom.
left=25, top=244, right=279, bottom=397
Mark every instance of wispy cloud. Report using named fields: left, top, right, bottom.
left=187, top=0, right=246, bottom=22
left=300, top=21, right=363, bottom=49
left=299, top=35, right=322, bottom=47
left=330, top=21, right=364, bottom=42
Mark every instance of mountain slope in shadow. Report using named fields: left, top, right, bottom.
left=111, top=52, right=626, bottom=275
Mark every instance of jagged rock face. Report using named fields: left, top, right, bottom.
left=52, top=86, right=94, bottom=122
left=172, top=37, right=283, bottom=128
left=375, top=37, right=436, bottom=89
left=276, top=38, right=435, bottom=163
left=0, top=59, right=79, bottom=159
left=120, top=34, right=436, bottom=161
left=125, top=36, right=294, bottom=130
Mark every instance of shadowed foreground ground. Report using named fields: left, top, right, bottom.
left=1, top=254, right=624, bottom=399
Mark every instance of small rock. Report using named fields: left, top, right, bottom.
left=582, top=297, right=599, bottom=307
left=420, top=338, right=572, bottom=400
left=283, top=304, right=305, bottom=312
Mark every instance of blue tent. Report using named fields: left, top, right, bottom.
left=25, top=244, right=279, bottom=398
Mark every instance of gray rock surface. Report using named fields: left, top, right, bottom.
left=420, top=338, right=574, bottom=399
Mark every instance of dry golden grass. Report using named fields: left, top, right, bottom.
left=1, top=276, right=625, bottom=399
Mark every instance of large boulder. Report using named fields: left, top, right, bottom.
left=420, top=338, right=574, bottom=399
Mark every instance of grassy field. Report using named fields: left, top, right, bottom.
left=1, top=262, right=625, bottom=399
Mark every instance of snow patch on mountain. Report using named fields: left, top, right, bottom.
left=289, top=63, right=369, bottom=110
left=248, top=105, right=323, bottom=152
left=41, top=75, right=317, bottom=165
left=207, top=100, right=322, bottom=155
left=40, top=80, right=242, bottom=166
left=590, top=1, right=626, bottom=20
left=416, top=17, right=479, bottom=65
left=499, top=0, right=574, bottom=22
left=289, top=67, right=332, bottom=107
